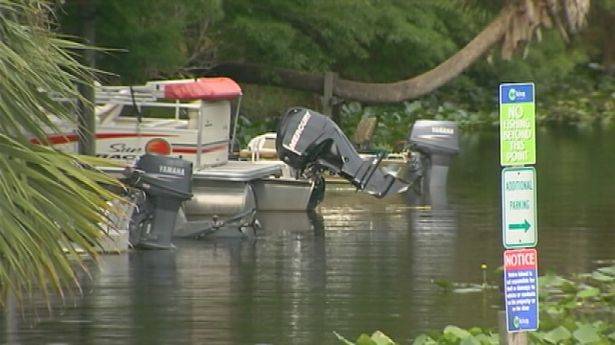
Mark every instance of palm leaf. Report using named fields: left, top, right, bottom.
left=0, top=0, right=123, bottom=305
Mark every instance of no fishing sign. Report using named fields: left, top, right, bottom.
left=500, top=83, right=536, bottom=166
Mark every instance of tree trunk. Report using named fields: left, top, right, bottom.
left=77, top=0, right=96, bottom=156
left=333, top=6, right=514, bottom=103
left=203, top=62, right=325, bottom=94
left=202, top=6, right=514, bottom=104
left=602, top=12, right=615, bottom=75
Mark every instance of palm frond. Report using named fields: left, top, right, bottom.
left=0, top=0, right=122, bottom=305
left=501, top=0, right=591, bottom=59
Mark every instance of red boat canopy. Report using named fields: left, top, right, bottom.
left=163, top=77, right=242, bottom=101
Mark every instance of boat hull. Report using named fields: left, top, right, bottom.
left=253, top=177, right=315, bottom=211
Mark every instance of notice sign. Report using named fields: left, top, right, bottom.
left=502, top=167, right=537, bottom=248
left=500, top=83, right=535, bottom=166
left=504, top=248, right=539, bottom=332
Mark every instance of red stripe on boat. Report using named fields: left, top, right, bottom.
left=32, top=133, right=177, bottom=145
left=173, top=144, right=227, bottom=154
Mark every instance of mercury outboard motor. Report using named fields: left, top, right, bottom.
left=124, top=154, right=193, bottom=249
left=276, top=107, right=458, bottom=205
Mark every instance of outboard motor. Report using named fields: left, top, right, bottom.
left=277, top=107, right=408, bottom=198
left=124, top=154, right=193, bottom=249
left=405, top=120, right=459, bottom=207
left=276, top=107, right=458, bottom=205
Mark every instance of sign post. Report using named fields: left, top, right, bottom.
left=499, top=82, right=538, bottom=341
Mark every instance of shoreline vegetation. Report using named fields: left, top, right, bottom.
left=57, top=1, right=614, bottom=152
left=335, top=265, right=615, bottom=345
left=236, top=73, right=614, bottom=151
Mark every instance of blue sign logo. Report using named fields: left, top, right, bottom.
left=501, top=83, right=534, bottom=104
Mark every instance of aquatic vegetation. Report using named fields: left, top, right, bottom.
left=335, top=266, right=615, bottom=344
left=335, top=74, right=615, bottom=152
left=335, top=330, right=397, bottom=345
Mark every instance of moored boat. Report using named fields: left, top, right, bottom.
left=45, top=77, right=322, bottom=237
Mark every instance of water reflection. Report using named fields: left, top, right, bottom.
left=3, top=127, right=615, bottom=344
left=224, top=211, right=328, bottom=345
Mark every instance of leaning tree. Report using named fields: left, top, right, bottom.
left=202, top=0, right=591, bottom=104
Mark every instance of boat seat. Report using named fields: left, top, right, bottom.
left=239, top=149, right=278, bottom=160
left=193, top=160, right=284, bottom=182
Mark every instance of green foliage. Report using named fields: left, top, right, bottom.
left=235, top=115, right=278, bottom=148
left=58, top=1, right=613, bottom=146
left=239, top=84, right=319, bottom=120
left=60, top=0, right=223, bottom=83
left=470, top=30, right=590, bottom=89
left=336, top=70, right=615, bottom=151
left=58, top=1, right=611, bottom=132
left=532, top=266, right=615, bottom=344
left=538, top=73, right=615, bottom=125
left=336, top=266, right=615, bottom=344
left=334, top=330, right=397, bottom=345
left=59, top=0, right=494, bottom=83
left=218, top=0, right=486, bottom=81
left=338, top=96, right=495, bottom=152
left=0, top=0, right=122, bottom=303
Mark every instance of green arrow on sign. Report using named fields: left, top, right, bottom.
left=509, top=219, right=531, bottom=232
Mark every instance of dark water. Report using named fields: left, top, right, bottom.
left=3, top=127, right=615, bottom=344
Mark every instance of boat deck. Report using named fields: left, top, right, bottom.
left=193, top=160, right=284, bottom=182
left=100, top=160, right=285, bottom=182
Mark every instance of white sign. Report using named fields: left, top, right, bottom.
left=502, top=167, right=537, bottom=248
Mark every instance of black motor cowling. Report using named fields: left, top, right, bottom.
left=124, top=154, right=193, bottom=249
left=277, top=107, right=407, bottom=198
left=276, top=107, right=459, bottom=206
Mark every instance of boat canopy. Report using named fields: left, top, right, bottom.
left=162, top=77, right=242, bottom=101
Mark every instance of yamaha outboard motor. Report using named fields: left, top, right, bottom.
left=124, top=154, right=193, bottom=249
left=405, top=120, right=459, bottom=207
left=276, top=107, right=458, bottom=205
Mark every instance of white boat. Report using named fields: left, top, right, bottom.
left=45, top=77, right=322, bottom=237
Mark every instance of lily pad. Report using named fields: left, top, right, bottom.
left=412, top=334, right=436, bottom=345
left=370, top=331, right=396, bottom=345
left=474, top=333, right=498, bottom=345
left=443, top=325, right=471, bottom=340
left=573, top=324, right=601, bottom=344
left=577, top=287, right=600, bottom=299
left=459, top=335, right=481, bottom=345
left=356, top=333, right=378, bottom=345
left=597, top=266, right=615, bottom=277
left=540, top=274, right=574, bottom=288
left=543, top=326, right=572, bottom=343
left=591, top=271, right=615, bottom=283
left=433, top=279, right=454, bottom=291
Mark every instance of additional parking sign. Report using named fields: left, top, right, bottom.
left=500, top=83, right=535, bottom=166
left=502, top=167, right=537, bottom=248
left=504, top=249, right=539, bottom=332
